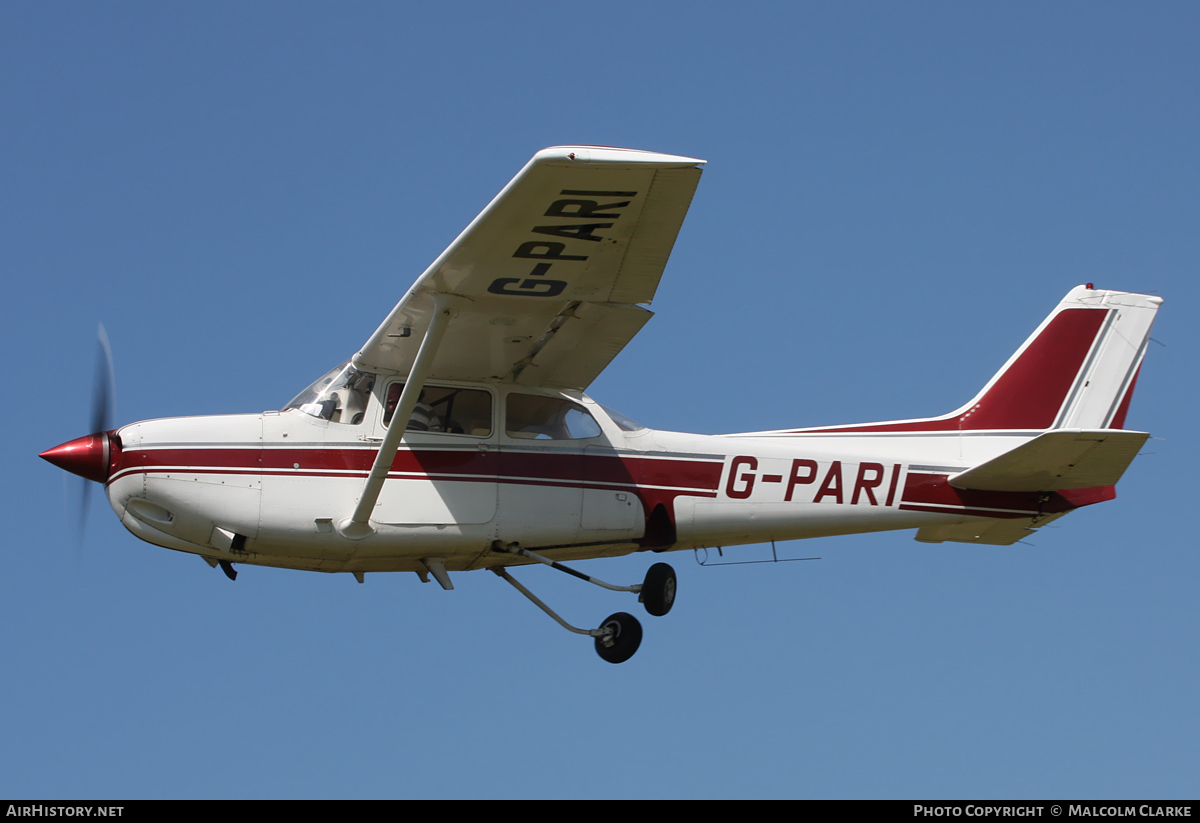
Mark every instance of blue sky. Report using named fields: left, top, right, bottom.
left=3, top=2, right=1197, bottom=798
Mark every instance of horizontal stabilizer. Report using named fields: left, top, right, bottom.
left=915, top=513, right=1068, bottom=546
left=949, top=429, right=1149, bottom=492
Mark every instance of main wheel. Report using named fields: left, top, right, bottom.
left=641, top=562, right=677, bottom=617
left=594, top=612, right=642, bottom=664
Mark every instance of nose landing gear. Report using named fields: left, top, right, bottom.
left=594, top=612, right=642, bottom=664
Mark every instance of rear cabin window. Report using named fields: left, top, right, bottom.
left=599, top=405, right=647, bottom=432
left=383, top=384, right=492, bottom=436
left=506, top=394, right=602, bottom=440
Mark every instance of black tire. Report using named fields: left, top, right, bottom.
left=641, top=562, right=677, bottom=617
left=594, top=612, right=642, bottom=664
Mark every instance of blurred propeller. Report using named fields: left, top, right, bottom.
left=79, top=323, right=116, bottom=535
left=91, top=323, right=115, bottom=436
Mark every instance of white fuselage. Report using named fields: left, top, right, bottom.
left=105, top=381, right=1063, bottom=576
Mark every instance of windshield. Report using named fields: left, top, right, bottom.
left=283, top=362, right=376, bottom=425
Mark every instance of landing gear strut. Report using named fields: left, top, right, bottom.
left=490, top=545, right=676, bottom=664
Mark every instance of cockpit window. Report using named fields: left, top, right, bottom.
left=599, top=405, right=647, bottom=432
left=383, top=383, right=493, bottom=436
left=506, top=394, right=602, bottom=440
left=283, top=362, right=376, bottom=425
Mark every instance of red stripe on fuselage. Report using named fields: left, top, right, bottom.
left=111, top=446, right=724, bottom=513
left=118, top=447, right=722, bottom=485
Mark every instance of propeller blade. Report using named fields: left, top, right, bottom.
left=90, top=323, right=115, bottom=435
left=78, top=476, right=92, bottom=539
left=79, top=323, right=116, bottom=538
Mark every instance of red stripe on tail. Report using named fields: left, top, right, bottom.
left=800, top=308, right=1108, bottom=433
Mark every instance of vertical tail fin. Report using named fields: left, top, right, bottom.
left=795, top=286, right=1161, bottom=434
left=978, top=285, right=1161, bottom=431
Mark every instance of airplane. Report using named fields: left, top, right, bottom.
left=40, top=145, right=1162, bottom=664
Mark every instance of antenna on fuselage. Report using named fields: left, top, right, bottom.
left=693, top=541, right=820, bottom=567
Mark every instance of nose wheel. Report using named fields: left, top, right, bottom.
left=594, top=612, right=643, bottom=664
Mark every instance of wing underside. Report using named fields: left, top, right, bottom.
left=354, top=146, right=705, bottom=390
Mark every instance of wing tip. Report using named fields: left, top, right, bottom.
left=535, top=145, right=706, bottom=167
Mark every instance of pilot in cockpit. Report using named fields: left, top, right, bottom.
left=384, top=384, right=442, bottom=432
left=331, top=369, right=375, bottom=425
left=290, top=364, right=376, bottom=425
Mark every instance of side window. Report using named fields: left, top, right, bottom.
left=506, top=394, right=602, bottom=440
left=383, top=384, right=492, bottom=436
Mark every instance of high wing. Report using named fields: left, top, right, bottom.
left=353, top=146, right=705, bottom=390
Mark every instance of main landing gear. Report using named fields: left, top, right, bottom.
left=490, top=546, right=677, bottom=664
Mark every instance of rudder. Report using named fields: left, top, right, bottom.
left=1049, top=288, right=1161, bottom=429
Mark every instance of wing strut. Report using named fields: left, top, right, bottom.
left=338, top=293, right=457, bottom=539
